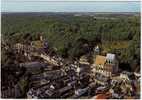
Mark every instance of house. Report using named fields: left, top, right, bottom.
left=19, top=62, right=47, bottom=74
left=14, top=43, right=35, bottom=60
left=79, top=55, right=90, bottom=65
left=105, top=53, right=119, bottom=74
left=27, top=88, right=38, bottom=98
left=92, top=53, right=118, bottom=77
left=1, top=87, right=15, bottom=98
left=92, top=92, right=111, bottom=99
left=120, top=72, right=130, bottom=81
left=92, top=55, right=107, bottom=77
left=40, top=54, right=60, bottom=66
left=31, top=41, right=45, bottom=51
left=78, top=55, right=90, bottom=75
left=57, top=85, right=72, bottom=96
left=30, top=34, right=48, bottom=52
left=74, top=87, right=89, bottom=97
left=20, top=62, right=47, bottom=68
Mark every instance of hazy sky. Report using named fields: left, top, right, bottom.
left=1, top=1, right=140, bottom=12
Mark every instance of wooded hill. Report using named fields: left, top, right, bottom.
left=1, top=13, right=140, bottom=72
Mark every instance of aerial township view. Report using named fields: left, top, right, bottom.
left=1, top=1, right=141, bottom=99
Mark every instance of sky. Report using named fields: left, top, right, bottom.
left=1, top=1, right=141, bottom=12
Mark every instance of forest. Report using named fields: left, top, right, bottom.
left=1, top=12, right=140, bottom=72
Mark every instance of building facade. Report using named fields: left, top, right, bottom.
left=92, top=53, right=118, bottom=77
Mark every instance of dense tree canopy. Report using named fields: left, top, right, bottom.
left=1, top=13, right=140, bottom=71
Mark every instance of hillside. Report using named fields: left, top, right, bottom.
left=1, top=12, right=140, bottom=72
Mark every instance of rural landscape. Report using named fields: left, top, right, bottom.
left=1, top=12, right=140, bottom=99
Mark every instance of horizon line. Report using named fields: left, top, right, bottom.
left=2, top=0, right=140, bottom=2
left=2, top=11, right=140, bottom=13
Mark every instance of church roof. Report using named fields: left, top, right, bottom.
left=95, top=55, right=106, bottom=65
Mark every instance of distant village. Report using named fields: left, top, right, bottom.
left=1, top=34, right=140, bottom=99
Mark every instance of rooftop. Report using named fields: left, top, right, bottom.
left=106, top=53, right=115, bottom=61
left=95, top=55, right=106, bottom=65
left=31, top=41, right=44, bottom=49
